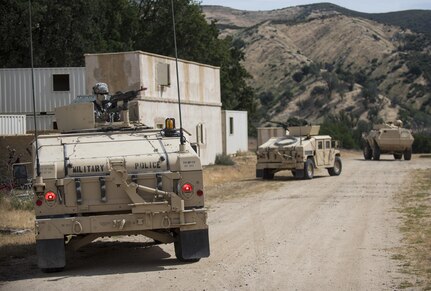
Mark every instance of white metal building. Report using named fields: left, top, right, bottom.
left=221, top=110, right=248, bottom=154
left=0, top=67, right=86, bottom=130
left=0, top=115, right=26, bottom=135
left=85, top=51, right=222, bottom=165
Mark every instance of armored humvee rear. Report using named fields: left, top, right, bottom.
left=32, top=87, right=209, bottom=272
left=362, top=120, right=414, bottom=160
left=256, top=125, right=342, bottom=179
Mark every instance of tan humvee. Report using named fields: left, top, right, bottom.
left=32, top=88, right=209, bottom=272
left=362, top=120, right=414, bottom=160
left=256, top=125, right=342, bottom=179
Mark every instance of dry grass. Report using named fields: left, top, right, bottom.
left=0, top=192, right=35, bottom=261
left=203, top=152, right=257, bottom=187
left=394, top=170, right=431, bottom=289
left=203, top=152, right=284, bottom=205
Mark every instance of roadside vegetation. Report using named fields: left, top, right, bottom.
left=393, top=169, right=431, bottom=289
left=0, top=190, right=35, bottom=262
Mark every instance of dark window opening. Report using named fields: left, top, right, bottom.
left=53, top=74, right=70, bottom=91
left=229, top=117, right=234, bottom=135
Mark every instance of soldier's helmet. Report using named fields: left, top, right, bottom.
left=93, top=83, right=109, bottom=95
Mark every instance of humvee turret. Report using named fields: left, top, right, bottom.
left=31, top=85, right=209, bottom=272
left=256, top=125, right=342, bottom=179
left=362, top=120, right=414, bottom=160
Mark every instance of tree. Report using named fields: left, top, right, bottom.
left=0, top=0, right=256, bottom=116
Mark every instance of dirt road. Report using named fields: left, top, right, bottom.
left=1, top=153, right=430, bottom=290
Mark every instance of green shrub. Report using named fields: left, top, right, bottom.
left=215, top=154, right=235, bottom=166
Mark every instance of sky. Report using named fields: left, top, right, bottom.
left=199, top=0, right=431, bottom=13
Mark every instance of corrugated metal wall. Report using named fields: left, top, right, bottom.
left=0, top=67, right=85, bottom=114
left=0, top=67, right=85, bottom=131
left=0, top=115, right=26, bottom=135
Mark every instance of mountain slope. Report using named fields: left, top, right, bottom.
left=202, top=4, right=431, bottom=128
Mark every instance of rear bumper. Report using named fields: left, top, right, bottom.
left=35, top=209, right=208, bottom=240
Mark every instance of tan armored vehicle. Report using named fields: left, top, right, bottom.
left=256, top=125, right=342, bottom=179
left=362, top=120, right=414, bottom=160
left=31, top=84, right=209, bottom=272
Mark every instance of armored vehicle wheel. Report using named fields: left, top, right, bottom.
left=363, top=143, right=372, bottom=160
left=393, top=153, right=402, bottom=160
left=36, top=238, right=65, bottom=272
left=404, top=148, right=412, bottom=160
left=372, top=145, right=380, bottom=160
left=304, top=159, right=314, bottom=179
left=262, top=168, right=274, bottom=180
left=328, top=156, right=342, bottom=176
left=174, top=229, right=210, bottom=262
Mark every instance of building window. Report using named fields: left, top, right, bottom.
left=229, top=117, right=234, bottom=135
left=53, top=74, right=70, bottom=91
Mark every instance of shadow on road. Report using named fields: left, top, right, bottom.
left=0, top=241, right=190, bottom=282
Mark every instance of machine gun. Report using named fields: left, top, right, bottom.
left=104, top=86, right=146, bottom=113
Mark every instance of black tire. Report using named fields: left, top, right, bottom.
left=303, top=159, right=314, bottom=179
left=293, top=169, right=304, bottom=179
left=328, top=156, right=342, bottom=176
left=36, top=238, right=66, bottom=272
left=393, top=153, right=402, bottom=160
left=372, top=145, right=380, bottom=161
left=174, top=229, right=209, bottom=262
left=175, top=242, right=200, bottom=263
left=404, top=148, right=412, bottom=161
left=363, top=143, right=372, bottom=160
left=41, top=267, right=65, bottom=273
left=262, top=168, right=274, bottom=180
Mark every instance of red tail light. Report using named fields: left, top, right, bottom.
left=197, top=190, right=204, bottom=196
left=36, top=199, right=43, bottom=206
left=44, top=191, right=57, bottom=201
left=182, top=183, right=193, bottom=193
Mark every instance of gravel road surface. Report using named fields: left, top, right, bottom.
left=1, top=153, right=429, bottom=290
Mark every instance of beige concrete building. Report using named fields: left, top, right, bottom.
left=85, top=51, right=222, bottom=165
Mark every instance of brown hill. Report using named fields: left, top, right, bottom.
left=202, top=4, right=431, bottom=128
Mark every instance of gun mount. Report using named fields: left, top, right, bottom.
left=55, top=86, right=147, bottom=132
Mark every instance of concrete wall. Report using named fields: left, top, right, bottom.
left=85, top=51, right=223, bottom=165
left=221, top=110, right=248, bottom=155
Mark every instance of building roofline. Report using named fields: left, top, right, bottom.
left=84, top=50, right=220, bottom=70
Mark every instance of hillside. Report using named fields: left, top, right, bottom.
left=202, top=4, right=431, bottom=130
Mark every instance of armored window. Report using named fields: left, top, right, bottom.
left=53, top=74, right=70, bottom=91
left=229, top=117, right=234, bottom=135
left=326, top=141, right=331, bottom=149
left=318, top=141, right=323, bottom=149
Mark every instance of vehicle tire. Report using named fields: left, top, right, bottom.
left=36, top=238, right=66, bottom=272
left=328, top=156, right=342, bottom=176
left=303, top=159, right=314, bottom=179
left=41, top=267, right=65, bottom=273
left=174, top=229, right=209, bottom=262
left=363, top=143, right=372, bottom=160
left=262, top=168, right=274, bottom=180
left=372, top=145, right=380, bottom=161
left=404, top=148, right=412, bottom=161
left=393, top=153, right=402, bottom=160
